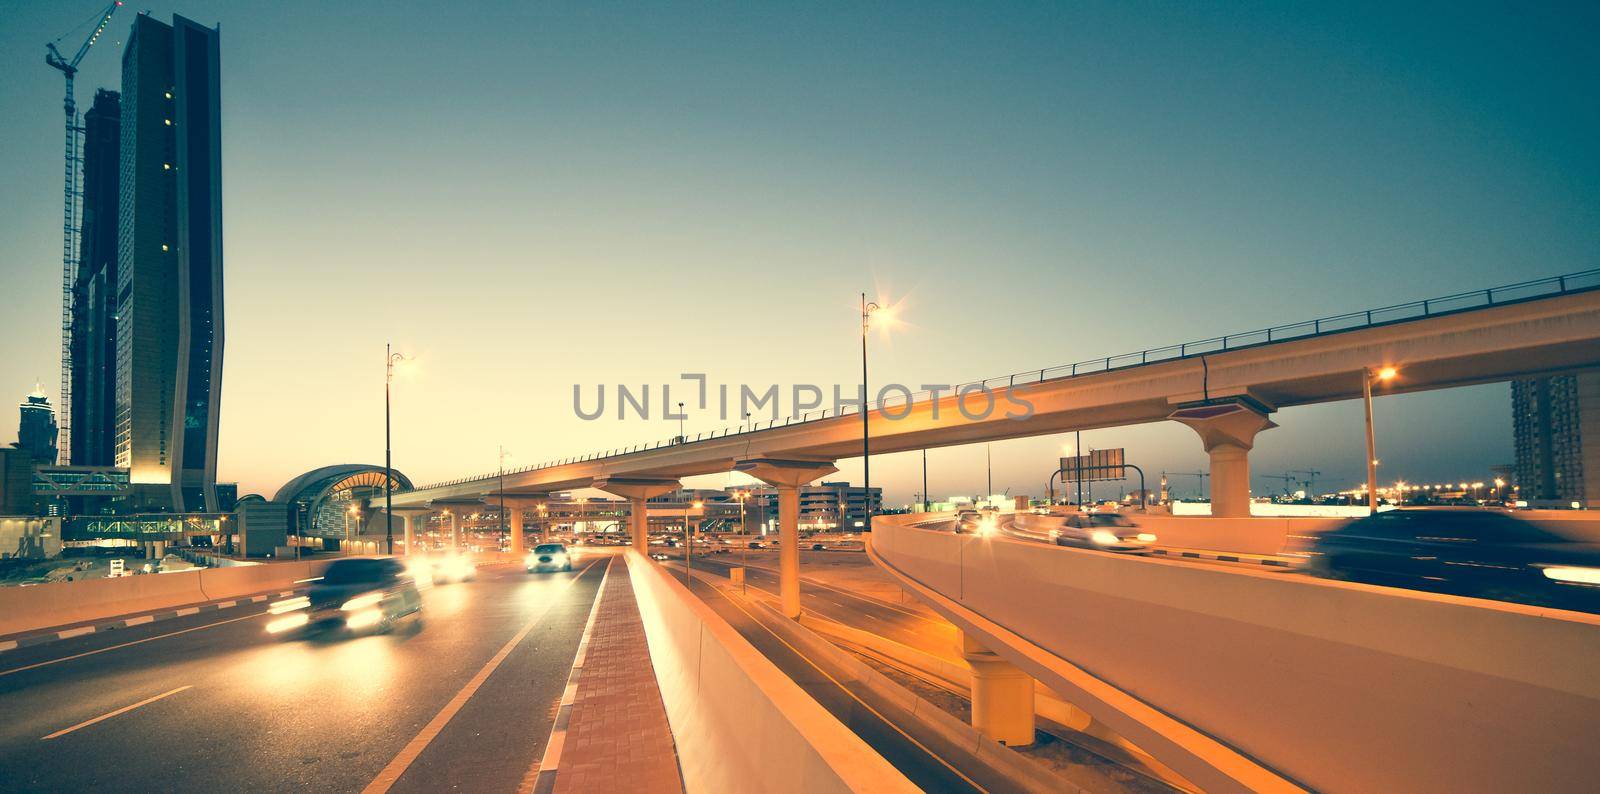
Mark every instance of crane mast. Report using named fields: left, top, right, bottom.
left=44, top=1, right=121, bottom=465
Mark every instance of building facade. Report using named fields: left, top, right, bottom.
left=737, top=481, right=883, bottom=530
left=70, top=88, right=122, bottom=467
left=114, top=14, right=224, bottom=512
left=1511, top=373, right=1600, bottom=508
left=15, top=390, right=59, bottom=465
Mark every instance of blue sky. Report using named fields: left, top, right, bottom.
left=2, top=2, right=1596, bottom=500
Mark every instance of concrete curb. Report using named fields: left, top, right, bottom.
left=1148, top=548, right=1301, bottom=567
left=0, top=590, right=297, bottom=654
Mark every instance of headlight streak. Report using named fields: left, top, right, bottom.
left=268, top=596, right=309, bottom=615
left=341, top=592, right=383, bottom=612
left=266, top=612, right=309, bottom=634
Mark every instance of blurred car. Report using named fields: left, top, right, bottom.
left=428, top=552, right=477, bottom=583
left=1050, top=514, right=1154, bottom=553
left=1306, top=510, right=1600, bottom=611
left=267, top=557, right=422, bottom=636
left=649, top=552, right=670, bottom=561
left=955, top=510, right=998, bottom=536
left=526, top=542, right=573, bottom=573
left=747, top=541, right=765, bottom=549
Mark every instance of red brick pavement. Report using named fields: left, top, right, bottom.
left=552, top=560, right=683, bottom=794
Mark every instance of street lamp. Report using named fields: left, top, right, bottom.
left=537, top=502, right=548, bottom=543
left=1363, top=366, right=1397, bottom=514
left=385, top=344, right=413, bottom=555
left=860, top=294, right=894, bottom=518
left=498, top=446, right=511, bottom=548
left=686, top=498, right=704, bottom=580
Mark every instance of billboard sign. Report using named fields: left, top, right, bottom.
left=1061, top=448, right=1126, bottom=482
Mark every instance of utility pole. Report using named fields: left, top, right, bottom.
left=921, top=448, right=928, bottom=512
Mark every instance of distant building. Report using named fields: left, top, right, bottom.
left=733, top=481, right=883, bottom=530
left=1511, top=374, right=1600, bottom=508
left=14, top=390, right=59, bottom=465
left=69, top=88, right=122, bottom=467
left=114, top=14, right=225, bottom=511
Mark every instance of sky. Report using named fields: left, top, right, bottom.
left=2, top=1, right=1597, bottom=503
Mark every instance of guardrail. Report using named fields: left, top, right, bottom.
left=409, top=268, right=1600, bottom=492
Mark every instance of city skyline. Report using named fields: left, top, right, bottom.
left=3, top=2, right=1597, bottom=501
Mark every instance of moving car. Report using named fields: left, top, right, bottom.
left=1306, top=510, right=1600, bottom=611
left=527, top=542, right=573, bottom=573
left=428, top=552, right=477, bottom=583
left=955, top=510, right=997, bottom=535
left=1050, top=513, right=1155, bottom=553
left=266, top=558, right=422, bottom=636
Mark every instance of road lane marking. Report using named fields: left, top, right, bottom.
left=41, top=686, right=193, bottom=740
left=363, top=560, right=603, bottom=794
left=124, top=615, right=153, bottom=627
left=0, top=612, right=264, bottom=678
left=525, top=557, right=612, bottom=793
left=56, top=627, right=95, bottom=640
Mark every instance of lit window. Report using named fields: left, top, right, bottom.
left=161, top=244, right=169, bottom=251
left=163, top=163, right=171, bottom=170
left=165, top=91, right=173, bottom=99
left=164, top=119, right=172, bottom=126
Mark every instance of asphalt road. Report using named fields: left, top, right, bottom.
left=0, top=554, right=612, bottom=793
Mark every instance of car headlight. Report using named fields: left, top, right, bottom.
left=266, top=613, right=309, bottom=634
left=346, top=608, right=383, bottom=630
left=341, top=592, right=383, bottom=611
left=1541, top=566, right=1600, bottom=585
left=525, top=554, right=537, bottom=566
left=269, top=595, right=309, bottom=614
left=1136, top=533, right=1157, bottom=542
left=1089, top=529, right=1120, bottom=546
left=977, top=518, right=997, bottom=536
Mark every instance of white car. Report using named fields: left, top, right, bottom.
left=527, top=543, right=573, bottom=573
left=1050, top=514, right=1155, bottom=553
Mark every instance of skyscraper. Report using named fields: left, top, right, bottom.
left=69, top=88, right=121, bottom=467
left=15, top=390, right=60, bottom=465
left=114, top=13, right=224, bottom=512
left=1511, top=374, right=1600, bottom=508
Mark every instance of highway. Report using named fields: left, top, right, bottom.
left=665, top=549, right=1187, bottom=793
left=0, top=556, right=612, bottom=792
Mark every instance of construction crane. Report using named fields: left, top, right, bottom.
left=44, top=1, right=122, bottom=465
left=1289, top=469, right=1323, bottom=497
left=1259, top=473, right=1299, bottom=498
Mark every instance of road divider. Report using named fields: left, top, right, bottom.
left=625, top=550, right=915, bottom=793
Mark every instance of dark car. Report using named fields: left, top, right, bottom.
left=1050, top=513, right=1154, bottom=552
left=266, top=557, right=422, bottom=636
left=1306, top=510, right=1600, bottom=612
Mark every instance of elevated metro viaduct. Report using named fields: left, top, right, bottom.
left=370, top=270, right=1600, bottom=610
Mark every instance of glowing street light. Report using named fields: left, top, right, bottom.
left=1362, top=366, right=1398, bottom=514
left=385, top=344, right=414, bottom=555
left=860, top=294, right=897, bottom=518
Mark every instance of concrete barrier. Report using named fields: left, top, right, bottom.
left=0, top=559, right=333, bottom=638
left=624, top=551, right=915, bottom=793
left=872, top=514, right=1600, bottom=794
left=1013, top=512, right=1343, bottom=556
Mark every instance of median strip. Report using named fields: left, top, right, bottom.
left=0, top=591, right=291, bottom=655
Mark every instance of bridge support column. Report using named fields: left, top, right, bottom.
left=1168, top=401, right=1277, bottom=519
left=402, top=514, right=416, bottom=555
left=960, top=630, right=1036, bottom=747
left=447, top=512, right=459, bottom=550
left=734, top=458, right=839, bottom=619
left=591, top=478, right=681, bottom=558
left=507, top=508, right=525, bottom=556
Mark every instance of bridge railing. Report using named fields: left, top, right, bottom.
left=408, top=268, right=1599, bottom=492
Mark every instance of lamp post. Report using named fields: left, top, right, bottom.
left=860, top=294, right=890, bottom=518
left=498, top=446, right=510, bottom=549
left=1363, top=366, right=1397, bottom=514
left=686, top=498, right=703, bottom=581
left=537, top=502, right=547, bottom=543
left=385, top=344, right=412, bottom=555
left=921, top=448, right=928, bottom=512
left=678, top=402, right=685, bottom=443
left=735, top=491, right=748, bottom=591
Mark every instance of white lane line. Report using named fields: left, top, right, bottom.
left=174, top=607, right=199, bottom=616
left=124, top=616, right=154, bottom=627
left=0, top=641, right=16, bottom=653
left=526, top=557, right=612, bottom=794
left=41, top=686, right=193, bottom=740
left=362, top=561, right=603, bottom=794
left=0, top=612, right=264, bottom=678
left=56, top=627, right=95, bottom=640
